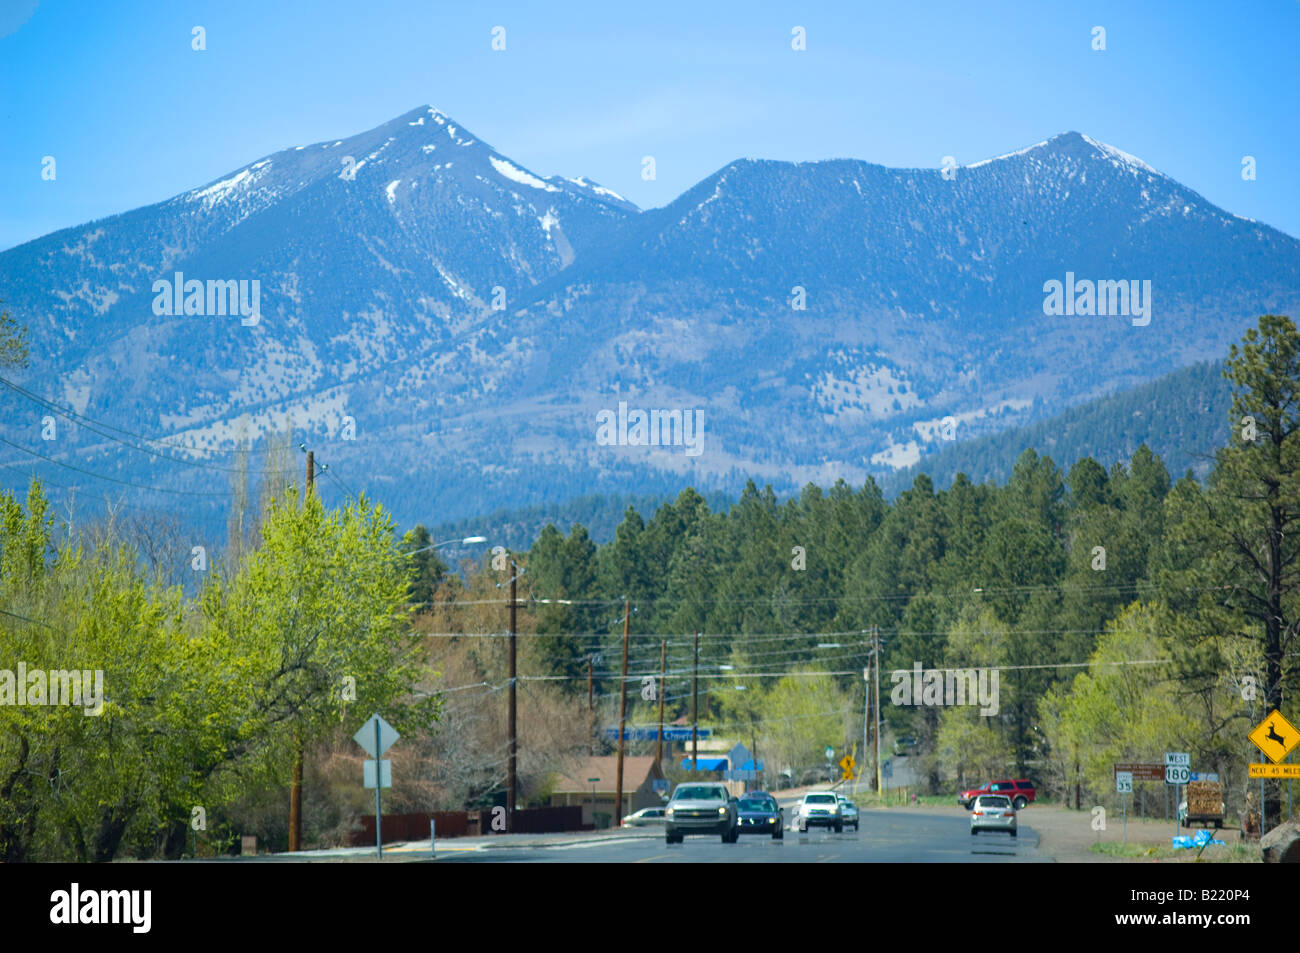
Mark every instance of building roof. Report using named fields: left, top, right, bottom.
left=550, top=756, right=664, bottom=794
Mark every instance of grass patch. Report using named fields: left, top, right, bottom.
left=1090, top=841, right=1260, bottom=863
left=844, top=792, right=954, bottom=808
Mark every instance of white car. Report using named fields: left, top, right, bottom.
left=622, top=807, right=667, bottom=827
left=970, top=794, right=1017, bottom=838
left=796, top=791, right=843, bottom=832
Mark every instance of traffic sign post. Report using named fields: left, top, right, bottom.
left=1247, top=711, right=1296, bottom=835
left=1115, top=771, right=1133, bottom=844
left=1165, top=753, right=1189, bottom=835
left=839, top=754, right=856, bottom=781
left=354, top=714, right=399, bottom=858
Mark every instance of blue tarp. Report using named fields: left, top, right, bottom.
left=1172, top=830, right=1225, bottom=849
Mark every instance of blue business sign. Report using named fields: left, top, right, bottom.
left=602, top=727, right=712, bottom=741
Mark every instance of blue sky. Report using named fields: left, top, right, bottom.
left=2, top=0, right=1297, bottom=250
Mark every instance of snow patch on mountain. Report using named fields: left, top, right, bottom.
left=811, top=360, right=922, bottom=420
left=167, top=387, right=352, bottom=450
left=568, top=177, right=628, bottom=203
left=1081, top=134, right=1158, bottom=175
left=229, top=335, right=324, bottom=407
left=53, top=280, right=119, bottom=315
left=870, top=439, right=921, bottom=469
left=912, top=398, right=1033, bottom=442
left=966, top=140, right=1050, bottom=169
left=61, top=373, right=92, bottom=415
left=490, top=155, right=558, bottom=192
left=189, top=161, right=268, bottom=208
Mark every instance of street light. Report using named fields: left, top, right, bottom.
left=404, top=535, right=487, bottom=556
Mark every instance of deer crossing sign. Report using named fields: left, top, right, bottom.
left=1248, top=710, right=1298, bottom=764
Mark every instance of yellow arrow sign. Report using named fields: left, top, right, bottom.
left=839, top=754, right=855, bottom=779
left=1248, top=709, right=1299, bottom=764
left=1249, top=763, right=1300, bottom=779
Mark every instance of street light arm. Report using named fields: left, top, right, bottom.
left=404, top=536, right=488, bottom=557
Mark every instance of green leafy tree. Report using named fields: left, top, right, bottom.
left=1038, top=602, right=1194, bottom=807
left=201, top=487, right=437, bottom=848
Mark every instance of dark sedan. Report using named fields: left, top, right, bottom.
left=735, top=791, right=784, bottom=839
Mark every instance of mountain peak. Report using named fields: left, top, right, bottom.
left=963, top=131, right=1160, bottom=177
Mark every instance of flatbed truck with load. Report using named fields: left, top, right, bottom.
left=1178, top=780, right=1225, bottom=829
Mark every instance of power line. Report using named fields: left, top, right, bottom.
left=0, top=436, right=233, bottom=496
left=0, top=606, right=56, bottom=629
left=0, top=374, right=280, bottom=473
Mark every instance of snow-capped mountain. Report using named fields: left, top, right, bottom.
left=1, top=109, right=1297, bottom=531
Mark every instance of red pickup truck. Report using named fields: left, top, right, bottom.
left=959, top=779, right=1036, bottom=810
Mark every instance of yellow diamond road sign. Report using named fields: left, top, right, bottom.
left=839, top=754, right=855, bottom=778
left=1248, top=709, right=1299, bottom=764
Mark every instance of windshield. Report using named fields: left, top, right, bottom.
left=805, top=794, right=837, bottom=804
left=672, top=785, right=727, bottom=801
left=738, top=798, right=775, bottom=812
left=976, top=796, right=1011, bottom=808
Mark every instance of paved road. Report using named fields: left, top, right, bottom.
left=431, top=808, right=1049, bottom=863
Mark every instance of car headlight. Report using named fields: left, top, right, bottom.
left=717, top=806, right=728, bottom=815
left=665, top=808, right=674, bottom=817
left=768, top=817, right=776, bottom=823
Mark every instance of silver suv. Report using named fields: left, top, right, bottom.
left=796, top=791, right=843, bottom=833
left=665, top=782, right=739, bottom=844
left=836, top=794, right=860, bottom=831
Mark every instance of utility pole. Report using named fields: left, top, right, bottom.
left=692, top=631, right=700, bottom=774
left=507, top=564, right=518, bottom=827
left=862, top=629, right=870, bottom=796
left=587, top=656, right=594, bottom=712
left=289, top=449, right=314, bottom=853
left=615, top=598, right=630, bottom=825
left=656, top=639, right=666, bottom=765
left=873, top=624, right=882, bottom=795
